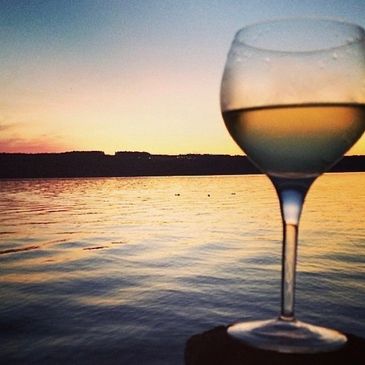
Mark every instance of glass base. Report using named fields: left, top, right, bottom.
left=227, top=318, right=347, bottom=353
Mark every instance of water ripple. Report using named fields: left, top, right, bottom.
left=0, top=174, right=364, bottom=364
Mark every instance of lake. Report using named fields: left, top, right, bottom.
left=0, top=174, right=364, bottom=364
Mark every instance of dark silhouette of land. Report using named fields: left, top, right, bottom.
left=0, top=151, right=364, bottom=178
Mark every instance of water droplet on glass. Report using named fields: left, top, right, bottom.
left=230, top=49, right=240, bottom=58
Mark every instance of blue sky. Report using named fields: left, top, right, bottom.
left=1, top=0, right=364, bottom=154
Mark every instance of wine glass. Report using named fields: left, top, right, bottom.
left=220, top=18, right=365, bottom=353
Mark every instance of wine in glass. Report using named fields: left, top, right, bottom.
left=220, top=18, right=365, bottom=353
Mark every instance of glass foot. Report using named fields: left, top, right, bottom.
left=227, top=318, right=347, bottom=353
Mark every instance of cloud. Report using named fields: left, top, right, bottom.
left=0, top=136, right=70, bottom=153
left=0, top=117, right=72, bottom=153
left=0, top=122, right=14, bottom=131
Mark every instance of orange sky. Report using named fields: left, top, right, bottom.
left=0, top=1, right=364, bottom=156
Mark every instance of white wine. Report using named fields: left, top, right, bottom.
left=223, top=103, right=365, bottom=178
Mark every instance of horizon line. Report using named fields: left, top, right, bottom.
left=1, top=150, right=364, bottom=157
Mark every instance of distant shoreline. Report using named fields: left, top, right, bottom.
left=0, top=151, right=364, bottom=179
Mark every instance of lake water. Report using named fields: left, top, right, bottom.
left=0, top=174, right=364, bottom=364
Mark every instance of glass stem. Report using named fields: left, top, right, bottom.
left=281, top=216, right=299, bottom=320
left=270, top=176, right=315, bottom=322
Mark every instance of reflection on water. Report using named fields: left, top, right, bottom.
left=0, top=174, right=364, bottom=364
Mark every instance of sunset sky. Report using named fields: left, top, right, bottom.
left=1, top=0, right=365, bottom=155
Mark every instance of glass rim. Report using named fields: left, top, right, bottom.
left=233, top=17, right=365, bottom=54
